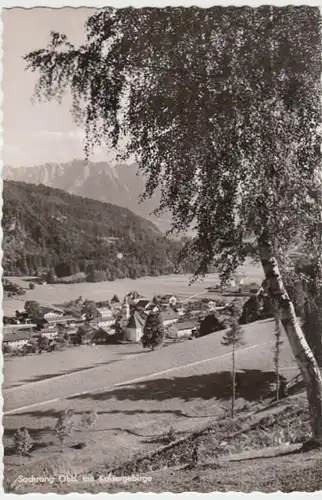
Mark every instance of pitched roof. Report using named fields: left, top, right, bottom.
left=134, top=310, right=146, bottom=327
left=127, top=310, right=146, bottom=329
left=44, top=315, right=77, bottom=324
left=176, top=321, right=197, bottom=331
left=135, top=299, right=151, bottom=308
left=40, top=307, right=63, bottom=315
left=3, top=331, right=31, bottom=342
left=92, top=327, right=116, bottom=338
left=3, top=324, right=37, bottom=333
left=38, top=329, right=58, bottom=334
left=161, top=309, right=179, bottom=321
left=99, top=315, right=115, bottom=321
left=97, top=306, right=112, bottom=314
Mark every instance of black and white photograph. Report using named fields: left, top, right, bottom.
left=2, top=4, right=322, bottom=494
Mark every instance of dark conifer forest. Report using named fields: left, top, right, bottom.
left=2, top=180, right=194, bottom=280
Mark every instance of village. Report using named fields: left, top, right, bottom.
left=2, top=276, right=267, bottom=356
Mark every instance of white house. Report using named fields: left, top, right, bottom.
left=97, top=307, right=113, bottom=318
left=43, top=309, right=64, bottom=320
left=124, top=310, right=146, bottom=342
left=38, top=329, right=58, bottom=340
left=97, top=317, right=115, bottom=329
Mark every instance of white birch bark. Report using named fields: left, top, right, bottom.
left=232, top=341, right=236, bottom=418
left=258, top=231, right=322, bottom=443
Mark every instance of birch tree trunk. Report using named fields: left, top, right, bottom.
left=275, top=315, right=280, bottom=402
left=303, top=309, right=322, bottom=370
left=232, top=341, right=236, bottom=418
left=258, top=230, right=322, bottom=444
left=302, top=267, right=322, bottom=370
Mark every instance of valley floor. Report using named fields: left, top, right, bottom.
left=3, top=260, right=263, bottom=316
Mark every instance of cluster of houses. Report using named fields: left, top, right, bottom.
left=121, top=295, right=198, bottom=343
left=2, top=302, right=120, bottom=351
left=3, top=278, right=264, bottom=353
left=117, top=289, right=254, bottom=342
left=2, top=293, right=201, bottom=352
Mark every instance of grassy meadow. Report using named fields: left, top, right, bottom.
left=3, top=259, right=264, bottom=316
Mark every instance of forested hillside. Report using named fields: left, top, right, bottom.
left=2, top=181, right=191, bottom=280
left=3, top=161, right=173, bottom=233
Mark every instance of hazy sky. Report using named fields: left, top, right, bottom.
left=2, top=8, right=123, bottom=167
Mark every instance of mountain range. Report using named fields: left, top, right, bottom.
left=3, top=160, right=173, bottom=233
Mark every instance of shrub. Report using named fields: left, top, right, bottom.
left=239, top=295, right=262, bottom=324
left=13, top=428, right=33, bottom=464
left=55, top=334, right=70, bottom=349
left=3, top=279, right=26, bottom=296
left=46, top=268, right=57, bottom=284
left=164, top=426, right=176, bottom=444
left=38, top=335, right=49, bottom=352
left=54, top=410, right=75, bottom=452
left=86, top=270, right=107, bottom=283
left=165, top=324, right=178, bottom=339
left=141, top=310, right=165, bottom=350
left=2, top=343, right=12, bottom=354
left=24, top=300, right=41, bottom=318
left=29, top=282, right=35, bottom=290
left=80, top=410, right=98, bottom=429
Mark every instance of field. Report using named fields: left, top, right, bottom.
left=7, top=261, right=306, bottom=493
left=3, top=344, right=146, bottom=390
left=3, top=259, right=264, bottom=315
left=3, top=318, right=303, bottom=492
